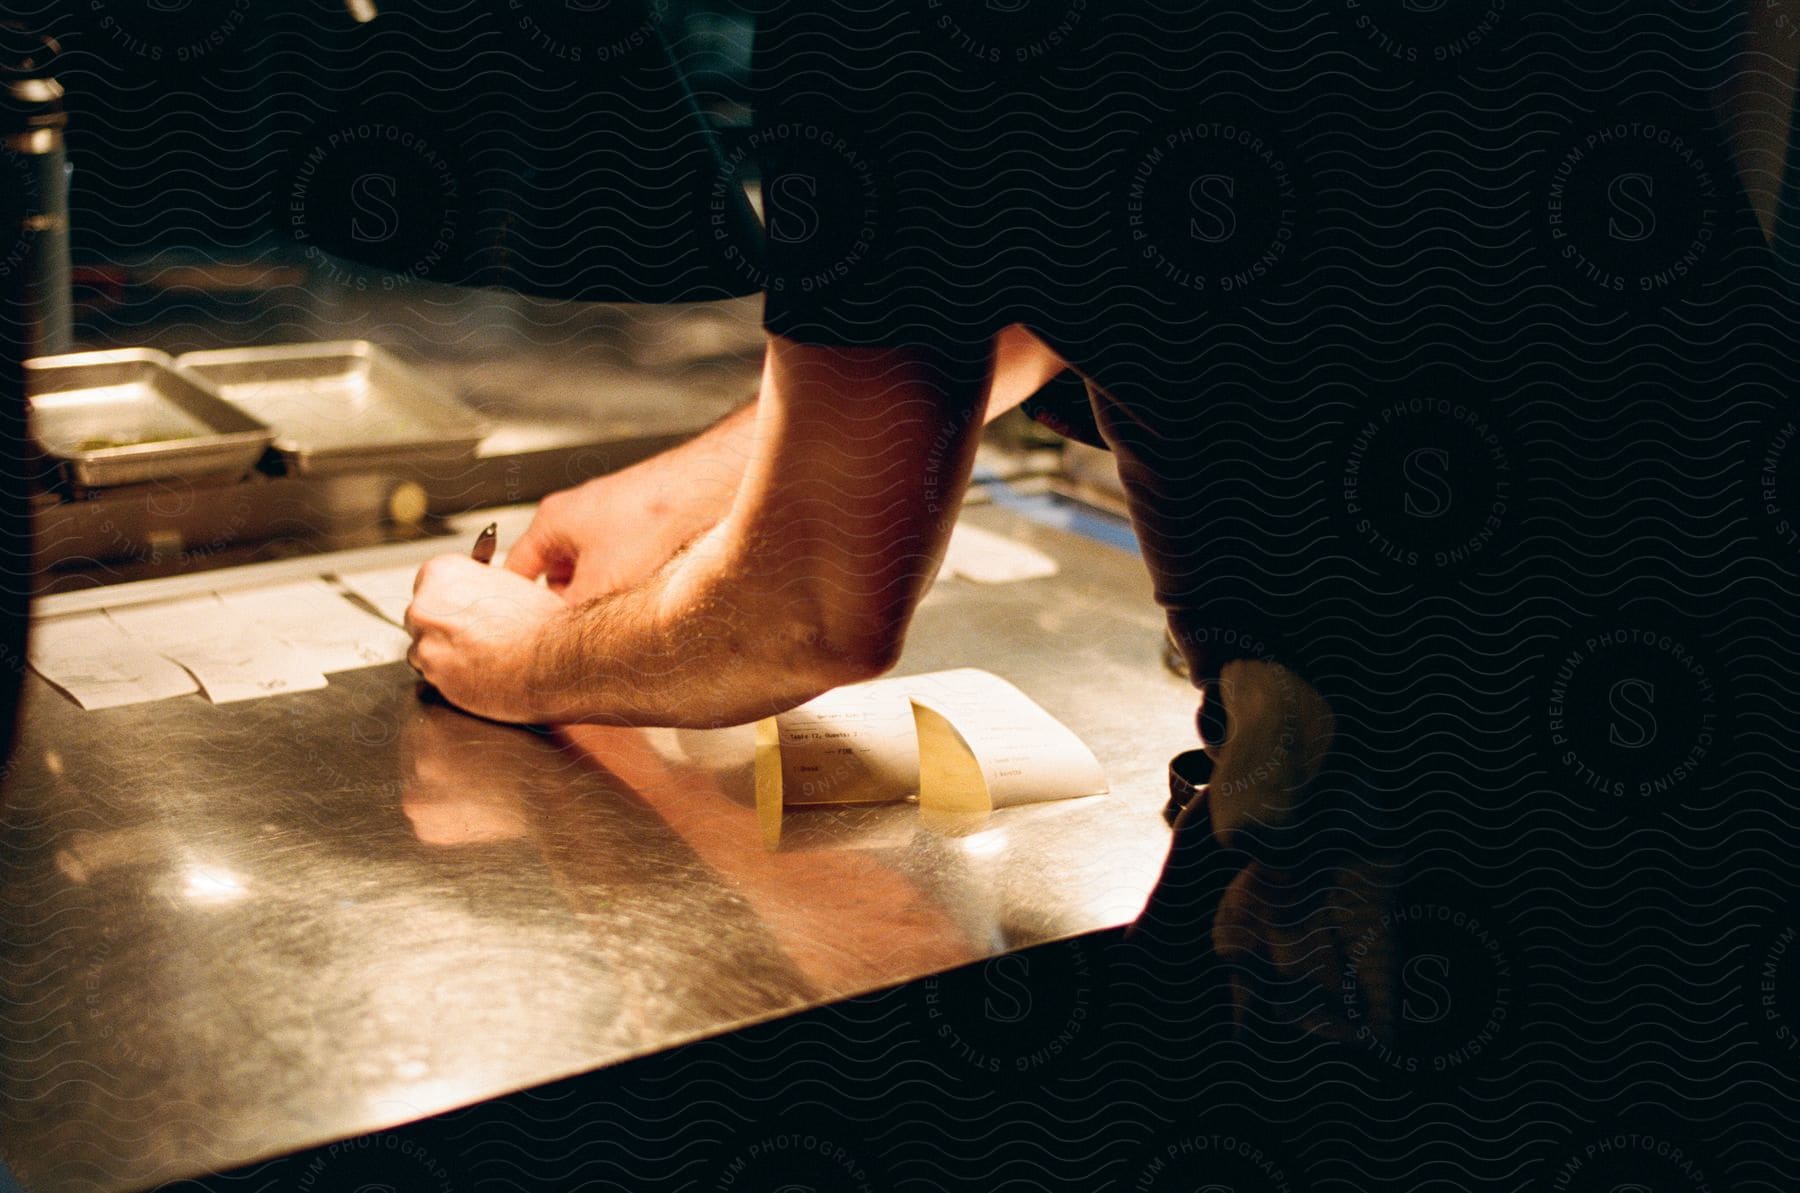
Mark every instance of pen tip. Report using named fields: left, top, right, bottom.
left=471, top=522, right=499, bottom=564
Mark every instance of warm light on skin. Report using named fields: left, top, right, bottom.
left=181, top=865, right=246, bottom=903
left=988, top=324, right=1071, bottom=420
left=406, top=322, right=1072, bottom=727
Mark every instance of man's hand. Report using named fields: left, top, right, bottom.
left=507, top=403, right=757, bottom=605
left=405, top=555, right=568, bottom=723
left=505, top=473, right=700, bottom=605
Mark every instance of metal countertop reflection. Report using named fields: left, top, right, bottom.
left=0, top=504, right=1195, bottom=1193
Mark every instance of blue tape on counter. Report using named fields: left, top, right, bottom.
left=0, top=1158, right=27, bottom=1193
left=983, top=484, right=1142, bottom=556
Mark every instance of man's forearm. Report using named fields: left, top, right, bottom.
left=684, top=396, right=761, bottom=460
left=413, top=334, right=985, bottom=727
left=615, top=337, right=1034, bottom=576
left=633, top=399, right=761, bottom=544
left=528, top=534, right=859, bottom=728
left=527, top=336, right=993, bottom=727
left=658, top=324, right=1055, bottom=505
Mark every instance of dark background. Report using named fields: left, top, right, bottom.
left=33, top=0, right=764, bottom=271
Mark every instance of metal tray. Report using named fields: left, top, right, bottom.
left=175, top=341, right=488, bottom=477
left=25, top=349, right=276, bottom=491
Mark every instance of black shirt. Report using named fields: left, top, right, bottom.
left=753, top=2, right=1799, bottom=718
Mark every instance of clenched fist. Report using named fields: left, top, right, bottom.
left=404, top=554, right=569, bottom=723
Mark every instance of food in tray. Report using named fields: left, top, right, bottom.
left=24, top=349, right=274, bottom=488
left=71, top=433, right=192, bottom=452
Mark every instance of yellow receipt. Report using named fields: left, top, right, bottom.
left=901, top=669, right=1107, bottom=815
left=755, top=680, right=921, bottom=811
left=753, top=669, right=1107, bottom=836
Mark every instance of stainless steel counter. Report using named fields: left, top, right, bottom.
left=0, top=503, right=1195, bottom=1193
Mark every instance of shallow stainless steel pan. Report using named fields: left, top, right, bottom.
left=25, top=348, right=274, bottom=490
left=176, top=341, right=488, bottom=477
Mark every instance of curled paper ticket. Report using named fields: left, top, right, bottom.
left=754, top=668, right=1107, bottom=836
left=754, top=681, right=921, bottom=846
left=902, top=668, right=1107, bottom=815
left=759, top=681, right=922, bottom=807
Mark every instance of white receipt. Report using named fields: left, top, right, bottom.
left=940, top=523, right=1058, bottom=585
left=755, top=667, right=1106, bottom=828
left=219, top=580, right=411, bottom=673
left=333, top=563, right=421, bottom=626
left=770, top=680, right=922, bottom=806
left=28, top=612, right=199, bottom=710
left=900, top=669, right=1106, bottom=810
left=105, top=595, right=328, bottom=704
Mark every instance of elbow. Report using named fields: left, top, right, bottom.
left=786, top=615, right=908, bottom=690
left=814, top=626, right=907, bottom=687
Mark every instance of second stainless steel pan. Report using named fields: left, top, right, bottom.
left=176, top=341, right=488, bottom=477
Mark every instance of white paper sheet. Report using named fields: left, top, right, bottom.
left=333, top=563, right=421, bottom=626
left=28, top=612, right=199, bottom=710
left=769, top=680, right=922, bottom=806
left=940, top=523, right=1058, bottom=585
left=900, top=669, right=1107, bottom=811
left=105, top=595, right=329, bottom=704
left=219, top=580, right=411, bottom=673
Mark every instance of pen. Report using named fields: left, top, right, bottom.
left=470, top=522, right=497, bottom=565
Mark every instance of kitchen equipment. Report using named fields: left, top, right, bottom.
left=2, top=24, right=71, bottom=358
left=25, top=349, right=273, bottom=491
left=175, top=341, right=487, bottom=478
